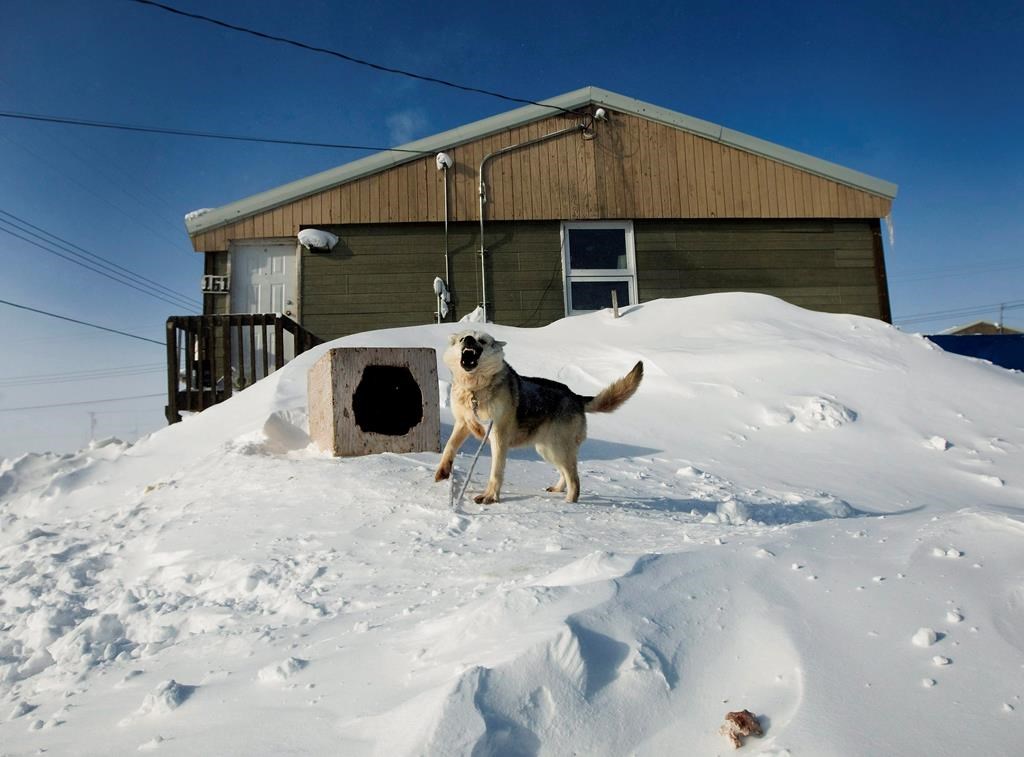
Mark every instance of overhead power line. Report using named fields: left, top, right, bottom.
left=0, top=213, right=200, bottom=312
left=0, top=221, right=197, bottom=312
left=0, top=362, right=164, bottom=384
left=0, top=110, right=438, bottom=153
left=126, top=0, right=583, bottom=118
left=0, top=209, right=200, bottom=307
left=0, top=129, right=192, bottom=251
left=0, top=366, right=164, bottom=388
left=0, top=298, right=165, bottom=346
left=889, top=259, right=1024, bottom=284
left=894, top=299, right=1024, bottom=327
left=0, top=393, right=164, bottom=412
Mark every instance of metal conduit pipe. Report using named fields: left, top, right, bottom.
left=477, top=123, right=587, bottom=322
left=435, top=152, right=453, bottom=322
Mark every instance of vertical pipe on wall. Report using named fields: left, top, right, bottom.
left=436, top=152, right=454, bottom=323
left=443, top=165, right=450, bottom=322
left=477, top=123, right=587, bottom=323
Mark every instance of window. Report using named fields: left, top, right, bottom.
left=561, top=221, right=637, bottom=315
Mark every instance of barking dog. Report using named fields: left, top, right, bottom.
left=434, top=330, right=643, bottom=504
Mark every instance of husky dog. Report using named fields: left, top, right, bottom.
left=435, top=331, right=643, bottom=504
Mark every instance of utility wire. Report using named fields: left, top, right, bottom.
left=2, top=125, right=188, bottom=243
left=889, top=261, right=1024, bottom=284
left=0, top=298, right=165, bottom=346
left=0, top=367, right=164, bottom=388
left=0, top=110, right=439, bottom=153
left=0, top=362, right=164, bottom=383
left=0, top=393, right=164, bottom=412
left=126, top=0, right=584, bottom=118
left=0, top=221, right=199, bottom=312
left=894, top=299, right=1024, bottom=326
left=0, top=131, right=198, bottom=255
left=0, top=209, right=200, bottom=308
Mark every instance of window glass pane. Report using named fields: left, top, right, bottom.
left=568, top=228, right=627, bottom=270
left=570, top=280, right=631, bottom=311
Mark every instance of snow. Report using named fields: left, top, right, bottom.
left=433, top=276, right=450, bottom=318
left=183, top=208, right=212, bottom=223
left=297, top=228, right=339, bottom=250
left=459, top=305, right=486, bottom=323
left=1, top=293, right=1023, bottom=755
left=912, top=628, right=939, bottom=647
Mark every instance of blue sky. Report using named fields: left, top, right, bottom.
left=1, top=0, right=1021, bottom=457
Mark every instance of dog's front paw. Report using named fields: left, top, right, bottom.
left=434, top=463, right=451, bottom=481
left=473, top=493, right=498, bottom=505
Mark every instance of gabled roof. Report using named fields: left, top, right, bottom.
left=185, top=86, right=898, bottom=236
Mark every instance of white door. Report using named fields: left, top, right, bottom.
left=230, top=242, right=298, bottom=383
left=230, top=242, right=297, bottom=316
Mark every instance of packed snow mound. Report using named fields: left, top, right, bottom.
left=2, top=294, right=1023, bottom=756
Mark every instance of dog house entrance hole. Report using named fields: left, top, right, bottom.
left=352, top=365, right=423, bottom=436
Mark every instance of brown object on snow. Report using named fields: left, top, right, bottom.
left=719, top=709, right=763, bottom=749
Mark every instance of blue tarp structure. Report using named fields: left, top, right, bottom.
left=925, top=335, right=1024, bottom=372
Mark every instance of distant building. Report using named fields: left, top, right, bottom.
left=942, top=320, right=1021, bottom=336
left=927, top=320, right=1024, bottom=372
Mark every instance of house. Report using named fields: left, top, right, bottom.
left=941, top=320, right=1021, bottom=336
left=926, top=319, right=1024, bottom=372
left=182, top=86, right=898, bottom=341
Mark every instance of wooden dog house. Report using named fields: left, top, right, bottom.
left=308, top=347, right=440, bottom=456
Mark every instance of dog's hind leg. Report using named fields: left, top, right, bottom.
left=560, top=459, right=581, bottom=503
left=545, top=473, right=566, bottom=493
left=535, top=442, right=565, bottom=493
left=536, top=441, right=580, bottom=502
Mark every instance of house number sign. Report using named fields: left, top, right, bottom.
left=201, top=275, right=230, bottom=294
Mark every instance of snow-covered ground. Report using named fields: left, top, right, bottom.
left=2, top=294, right=1022, bottom=756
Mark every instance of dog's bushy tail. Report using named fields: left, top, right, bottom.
left=584, top=361, right=644, bottom=414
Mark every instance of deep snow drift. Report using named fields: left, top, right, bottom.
left=2, top=294, right=1023, bottom=756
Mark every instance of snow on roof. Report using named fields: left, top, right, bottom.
left=183, top=207, right=213, bottom=224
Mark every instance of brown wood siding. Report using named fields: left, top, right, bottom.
left=635, top=220, right=888, bottom=320
left=192, top=111, right=892, bottom=251
left=300, top=222, right=564, bottom=340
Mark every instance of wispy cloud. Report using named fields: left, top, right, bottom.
left=385, top=109, right=429, bottom=145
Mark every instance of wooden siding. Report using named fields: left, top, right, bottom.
left=635, top=220, right=887, bottom=320
left=300, top=222, right=564, bottom=340
left=192, top=111, right=892, bottom=252
left=274, top=218, right=889, bottom=339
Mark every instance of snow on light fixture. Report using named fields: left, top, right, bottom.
left=433, top=276, right=451, bottom=320
left=435, top=152, right=453, bottom=171
left=298, top=228, right=339, bottom=251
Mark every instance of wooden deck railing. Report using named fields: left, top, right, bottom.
left=165, top=313, right=323, bottom=424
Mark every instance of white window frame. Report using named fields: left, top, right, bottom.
left=560, top=220, right=638, bottom=315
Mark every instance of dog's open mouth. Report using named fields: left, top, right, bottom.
left=460, top=347, right=480, bottom=371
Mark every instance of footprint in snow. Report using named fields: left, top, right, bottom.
left=912, top=628, right=940, bottom=647
left=258, top=657, right=309, bottom=683
left=120, top=680, right=196, bottom=726
left=975, top=473, right=1005, bottom=487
